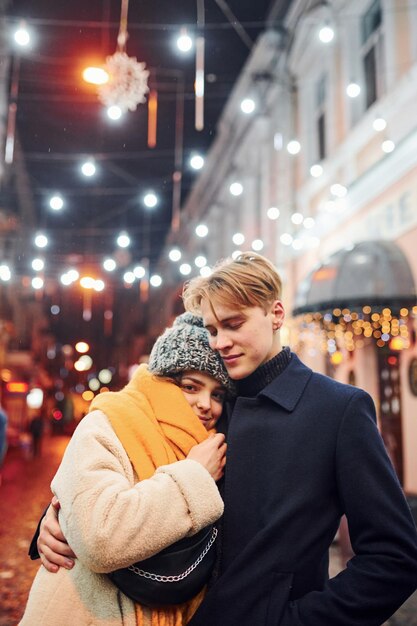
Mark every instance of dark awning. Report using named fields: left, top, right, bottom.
left=293, top=240, right=416, bottom=316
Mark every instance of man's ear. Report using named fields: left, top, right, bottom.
left=271, top=300, right=285, bottom=330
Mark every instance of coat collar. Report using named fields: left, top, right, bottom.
left=257, top=352, right=312, bottom=412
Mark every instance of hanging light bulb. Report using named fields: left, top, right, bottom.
left=83, top=67, right=109, bottom=85
left=229, top=182, right=243, bottom=196
left=318, top=24, right=335, bottom=43
left=107, top=105, right=123, bottom=120
left=169, top=248, right=182, bottom=262
left=346, top=82, right=361, bottom=98
left=117, top=231, right=130, bottom=248
left=287, top=140, right=301, bottom=155
left=176, top=27, right=193, bottom=53
left=240, top=98, right=255, bottom=114
left=373, top=117, right=387, bottom=131
left=81, top=160, right=96, bottom=177
left=13, top=23, right=31, bottom=47
left=190, top=154, right=205, bottom=170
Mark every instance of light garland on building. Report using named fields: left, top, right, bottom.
left=292, top=305, right=417, bottom=360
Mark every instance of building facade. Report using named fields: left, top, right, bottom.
left=155, top=0, right=417, bottom=494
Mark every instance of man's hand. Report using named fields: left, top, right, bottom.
left=37, top=496, right=76, bottom=572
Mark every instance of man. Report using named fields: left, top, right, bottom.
left=35, top=252, right=417, bottom=625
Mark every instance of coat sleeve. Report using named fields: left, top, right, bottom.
left=281, top=389, right=417, bottom=626
left=51, top=411, right=224, bottom=574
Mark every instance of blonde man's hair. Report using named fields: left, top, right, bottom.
left=182, top=252, right=282, bottom=314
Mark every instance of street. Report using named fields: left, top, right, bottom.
left=0, top=434, right=416, bottom=626
left=0, top=434, right=69, bottom=626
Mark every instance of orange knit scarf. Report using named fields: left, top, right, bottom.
left=89, top=364, right=210, bottom=625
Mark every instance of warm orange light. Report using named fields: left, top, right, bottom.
left=147, top=89, right=158, bottom=148
left=80, top=276, right=95, bottom=289
left=82, top=390, right=94, bottom=402
left=330, top=351, right=343, bottom=365
left=6, top=382, right=29, bottom=393
left=75, top=341, right=90, bottom=354
left=389, top=336, right=405, bottom=351
left=313, top=267, right=337, bottom=282
left=1, top=369, right=12, bottom=382
left=82, top=66, right=109, bottom=85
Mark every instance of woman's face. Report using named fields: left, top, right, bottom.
left=179, top=371, right=226, bottom=430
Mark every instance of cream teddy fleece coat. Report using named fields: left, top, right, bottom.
left=20, top=409, right=223, bottom=626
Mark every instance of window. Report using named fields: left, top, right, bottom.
left=315, top=75, right=327, bottom=161
left=361, top=0, right=385, bottom=109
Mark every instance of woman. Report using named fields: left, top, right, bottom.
left=20, top=313, right=233, bottom=626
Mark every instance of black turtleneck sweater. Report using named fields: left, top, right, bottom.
left=235, top=346, right=291, bottom=398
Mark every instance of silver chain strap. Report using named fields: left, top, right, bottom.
left=127, top=527, right=218, bottom=583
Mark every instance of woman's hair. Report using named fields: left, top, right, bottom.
left=183, top=252, right=282, bottom=314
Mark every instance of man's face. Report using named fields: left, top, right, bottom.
left=200, top=298, right=284, bottom=380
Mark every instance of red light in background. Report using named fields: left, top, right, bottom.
left=387, top=356, right=398, bottom=366
left=52, top=409, right=63, bottom=421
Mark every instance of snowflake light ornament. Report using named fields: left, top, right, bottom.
left=96, top=0, right=149, bottom=113
left=98, top=51, right=149, bottom=112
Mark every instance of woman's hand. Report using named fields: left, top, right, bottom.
left=38, top=496, right=77, bottom=572
left=186, top=433, right=227, bottom=481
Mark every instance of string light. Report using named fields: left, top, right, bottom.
left=117, top=231, right=130, bottom=247
left=13, top=24, right=31, bottom=47
left=189, top=154, right=205, bottom=170
left=0, top=265, right=11, bottom=281
left=31, top=258, right=44, bottom=271
left=318, top=24, right=335, bottom=43
left=293, top=306, right=412, bottom=357
left=382, top=139, right=395, bottom=153
left=150, top=274, right=162, bottom=287
left=195, top=224, right=208, bottom=237
left=310, top=164, right=323, bottom=177
left=330, top=183, right=347, bottom=198
left=81, top=160, right=96, bottom=177
left=32, top=276, right=44, bottom=289
left=280, top=233, right=293, bottom=246
left=286, top=140, right=301, bottom=155
left=232, top=232, right=245, bottom=245
left=34, top=233, right=48, bottom=248
left=194, top=255, right=207, bottom=268
left=49, top=195, right=64, bottom=211
left=143, top=192, right=158, bottom=208
left=179, top=263, right=192, bottom=276
left=103, top=258, right=117, bottom=271
left=251, top=239, right=264, bottom=251
left=176, top=27, right=193, bottom=53
left=291, top=212, right=304, bottom=225
left=373, top=117, right=387, bottom=131
left=240, top=98, right=255, bottom=114
left=346, top=82, right=361, bottom=98
left=107, top=105, right=123, bottom=120
left=200, top=266, right=212, bottom=277
left=169, top=248, right=182, bottom=262
left=133, top=265, right=146, bottom=278
left=267, top=207, right=280, bottom=220
left=229, top=182, right=243, bottom=196
left=123, top=271, right=135, bottom=284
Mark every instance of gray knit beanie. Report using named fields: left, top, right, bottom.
left=148, top=313, right=234, bottom=394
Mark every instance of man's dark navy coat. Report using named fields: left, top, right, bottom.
left=190, top=353, right=417, bottom=625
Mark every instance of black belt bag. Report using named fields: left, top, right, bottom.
left=108, top=525, right=218, bottom=607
